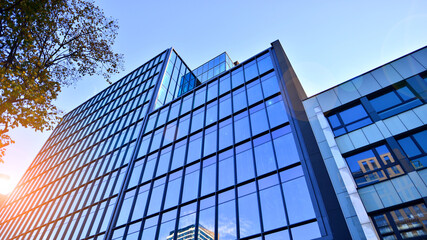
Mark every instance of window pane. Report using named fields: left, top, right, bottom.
left=177, top=115, right=190, bottom=139
left=203, top=126, right=217, bottom=157
left=156, top=148, right=171, bottom=177
left=238, top=192, right=261, bottom=238
left=233, top=87, right=247, bottom=112
left=273, top=129, right=300, bottom=168
left=219, top=120, right=233, bottom=150
left=219, top=74, right=231, bottom=95
left=370, top=91, right=401, bottom=112
left=259, top=184, right=287, bottom=231
left=218, top=199, right=237, bottom=239
left=339, top=104, right=369, bottom=125
left=244, top=60, right=258, bottom=81
left=201, top=157, right=216, bottom=196
left=164, top=171, right=182, bottom=209
left=219, top=95, right=232, bottom=119
left=234, top=112, right=250, bottom=143
left=232, top=67, right=244, bottom=88
left=282, top=176, right=316, bottom=224
left=181, top=164, right=200, bottom=203
left=257, top=53, right=274, bottom=74
left=254, top=136, right=277, bottom=176
left=206, top=102, right=218, bottom=125
left=191, top=108, right=204, bottom=133
left=266, top=97, right=288, bottom=128
left=171, top=140, right=186, bottom=171
left=131, top=186, right=149, bottom=221
left=187, top=133, right=202, bottom=163
left=207, top=81, right=218, bottom=101
left=236, top=145, right=255, bottom=183
left=247, top=80, right=263, bottom=106
left=147, top=179, right=165, bottom=215
left=250, top=105, right=269, bottom=136
left=219, top=154, right=235, bottom=190
left=261, top=73, right=280, bottom=98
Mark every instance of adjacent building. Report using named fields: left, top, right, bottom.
left=0, top=40, right=425, bottom=240
left=303, top=46, right=427, bottom=240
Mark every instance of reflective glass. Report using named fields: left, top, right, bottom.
left=261, top=72, right=280, bottom=98
left=236, top=143, right=255, bottom=183
left=232, top=67, right=244, bottom=88
left=273, top=127, right=300, bottom=168
left=177, top=115, right=190, bottom=139
left=203, top=126, right=217, bottom=157
left=219, top=74, right=231, bottom=95
left=234, top=111, right=250, bottom=143
left=219, top=119, right=233, bottom=150
left=131, top=185, right=149, bottom=221
left=181, top=164, right=200, bottom=203
left=158, top=210, right=177, bottom=240
left=171, top=140, right=186, bottom=171
left=164, top=171, right=182, bottom=209
left=247, top=80, right=263, bottom=106
left=191, top=108, right=205, bottom=133
left=207, top=81, right=218, bottom=101
left=238, top=191, right=261, bottom=238
left=257, top=53, right=274, bottom=74
left=244, top=60, right=259, bottom=81
left=219, top=95, right=232, bottom=119
left=219, top=152, right=235, bottom=190
left=198, top=199, right=216, bottom=239
left=141, top=153, right=157, bottom=182
left=250, top=104, right=269, bottom=136
left=283, top=176, right=316, bottom=224
left=206, top=102, right=218, bottom=125
left=218, top=194, right=237, bottom=239
left=254, top=135, right=277, bottom=176
left=147, top=178, right=165, bottom=215
left=266, top=96, right=288, bottom=128
left=201, top=157, right=216, bottom=196
left=187, top=133, right=202, bottom=163
left=258, top=175, right=287, bottom=231
left=156, top=147, right=171, bottom=177
left=233, top=87, right=247, bottom=112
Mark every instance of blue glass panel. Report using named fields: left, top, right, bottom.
left=219, top=95, right=232, bottom=119
left=203, top=126, right=217, bottom=157
left=191, top=108, right=204, bottom=133
left=234, top=112, right=250, bottom=143
left=244, top=61, right=259, bottom=81
left=339, top=104, right=369, bottom=125
left=181, top=164, right=200, bottom=203
left=156, top=148, right=171, bottom=177
left=141, top=154, right=157, bottom=182
left=254, top=137, right=277, bottom=176
left=261, top=73, right=280, bottom=98
left=206, top=102, right=218, bottom=125
left=414, top=130, right=427, bottom=153
left=187, top=134, right=202, bottom=163
left=232, top=67, right=244, bottom=88
left=291, top=222, right=321, bottom=240
left=176, top=115, right=190, bottom=139
left=250, top=105, right=269, bottom=136
left=198, top=205, right=215, bottom=239
left=265, top=230, right=290, bottom=240
left=219, top=155, right=235, bottom=190
left=207, top=82, right=218, bottom=101
left=147, top=179, right=165, bottom=215
left=171, top=140, right=186, bottom=171
left=163, top=122, right=176, bottom=146
left=233, top=88, right=247, bottom=112
left=266, top=97, right=288, bottom=128
left=218, top=199, right=237, bottom=239
left=238, top=192, right=261, bottom=238
left=328, top=114, right=341, bottom=128
left=247, top=80, right=263, bottom=106
left=273, top=128, right=300, bottom=168
left=219, top=120, right=233, bottom=150
left=370, top=91, right=401, bottom=112
left=236, top=145, right=255, bottom=183
left=257, top=53, right=274, bottom=74
left=164, top=171, right=182, bottom=209
left=283, top=177, right=316, bottom=224
left=399, top=137, right=422, bottom=158
left=259, top=184, right=287, bottom=231
left=219, top=75, right=231, bottom=95
left=201, top=157, right=216, bottom=196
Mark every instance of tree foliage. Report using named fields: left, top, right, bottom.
left=0, top=0, right=123, bottom=163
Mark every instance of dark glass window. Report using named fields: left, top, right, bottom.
left=398, top=129, right=427, bottom=169
left=372, top=203, right=427, bottom=240
left=369, top=85, right=423, bottom=119
left=345, top=144, right=404, bottom=187
left=327, top=104, right=372, bottom=136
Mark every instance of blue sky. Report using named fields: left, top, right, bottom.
left=1, top=0, right=427, bottom=194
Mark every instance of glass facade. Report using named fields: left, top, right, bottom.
left=192, top=52, right=234, bottom=83
left=0, top=42, right=349, bottom=240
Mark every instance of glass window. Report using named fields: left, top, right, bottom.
left=219, top=119, right=233, bottom=150
left=163, top=121, right=176, bottom=146
left=128, top=159, right=144, bottom=188
left=345, top=144, right=404, bottom=187
left=254, top=134, right=277, bottom=176
left=261, top=72, right=280, bottom=98
left=236, top=142, right=255, bottom=183
left=191, top=108, right=205, bottom=133
left=282, top=175, right=316, bottom=224
left=140, top=216, right=157, bottom=239
left=250, top=104, right=269, bottom=136
left=171, top=140, right=186, bottom=171
left=144, top=113, right=157, bottom=134
left=207, top=81, right=218, bottom=101
left=244, top=60, right=259, bottom=81
left=147, top=177, right=166, bottom=215
left=181, top=94, right=193, bottom=115
left=164, top=170, right=182, bottom=209
left=258, top=175, right=287, bottom=231
left=181, top=163, right=200, bottom=203
left=219, top=150, right=235, bottom=190
left=150, top=129, right=163, bottom=152
left=198, top=197, right=216, bottom=239
left=206, top=102, right=218, bottom=126
left=266, top=96, right=288, bottom=128
left=257, top=53, right=274, bottom=75
left=176, top=114, right=190, bottom=139
left=233, top=87, right=247, bottom=112
left=369, top=85, right=423, bottom=119
left=219, top=74, right=231, bottom=95
left=291, top=222, right=321, bottom=240
left=178, top=203, right=197, bottom=233
left=219, top=95, right=232, bottom=120
left=187, top=133, right=202, bottom=163
left=201, top=157, right=216, bottom=196
left=247, top=79, right=263, bottom=106
left=116, top=190, right=135, bottom=226
left=156, top=108, right=168, bottom=128
left=203, top=126, right=217, bottom=157
left=272, top=126, right=300, bottom=168
left=372, top=203, right=427, bottom=240
left=232, top=67, right=244, bottom=88
left=194, top=87, right=206, bottom=108
left=158, top=210, right=177, bottom=240
left=234, top=111, right=250, bottom=144
left=218, top=190, right=237, bottom=239
left=398, top=129, right=427, bottom=169
left=141, top=153, right=157, bottom=183
left=156, top=147, right=171, bottom=177
left=238, top=183, right=261, bottom=238
left=168, top=101, right=180, bottom=122
left=327, top=104, right=373, bottom=137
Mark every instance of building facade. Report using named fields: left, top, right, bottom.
left=0, top=40, right=350, bottom=240
left=303, top=46, right=427, bottom=240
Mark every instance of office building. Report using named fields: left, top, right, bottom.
left=303, top=46, right=427, bottom=239
left=1, top=39, right=425, bottom=240
left=0, top=40, right=349, bottom=240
